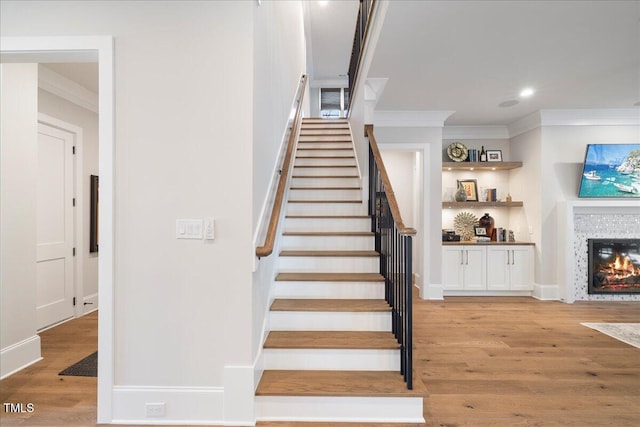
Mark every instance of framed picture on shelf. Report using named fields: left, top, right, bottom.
left=458, top=179, right=478, bottom=201
left=486, top=150, right=503, bottom=162
left=474, top=226, right=488, bottom=236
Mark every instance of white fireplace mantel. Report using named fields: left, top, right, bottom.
left=558, top=199, right=640, bottom=303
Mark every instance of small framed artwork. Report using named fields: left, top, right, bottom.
left=458, top=179, right=479, bottom=201
left=474, top=226, right=488, bottom=236
left=486, top=150, right=503, bottom=162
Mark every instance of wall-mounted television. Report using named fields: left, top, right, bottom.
left=578, top=144, right=640, bottom=198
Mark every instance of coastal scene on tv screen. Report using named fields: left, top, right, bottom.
left=579, top=144, right=640, bottom=198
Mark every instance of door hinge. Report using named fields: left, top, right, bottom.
left=73, top=297, right=76, bottom=306
left=73, top=198, right=76, bottom=207
left=72, top=146, right=76, bottom=155
left=73, top=248, right=76, bottom=256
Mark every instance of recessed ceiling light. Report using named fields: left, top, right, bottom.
left=520, top=87, right=535, bottom=98
left=318, top=0, right=329, bottom=6
left=499, top=100, right=519, bottom=108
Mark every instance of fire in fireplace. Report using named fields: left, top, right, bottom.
left=588, top=239, right=640, bottom=294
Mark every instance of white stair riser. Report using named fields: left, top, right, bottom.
left=296, top=149, right=354, bottom=157
left=286, top=202, right=366, bottom=216
left=270, top=311, right=391, bottom=331
left=292, top=167, right=358, bottom=177
left=295, top=158, right=356, bottom=167
left=300, top=131, right=351, bottom=137
left=278, top=256, right=378, bottom=272
left=291, top=177, right=360, bottom=187
left=284, top=217, right=370, bottom=232
left=263, top=349, right=399, bottom=371
left=298, top=135, right=351, bottom=144
left=288, top=189, right=362, bottom=201
left=281, top=235, right=374, bottom=250
left=297, top=142, right=353, bottom=149
left=273, top=281, right=384, bottom=299
left=255, top=396, right=424, bottom=423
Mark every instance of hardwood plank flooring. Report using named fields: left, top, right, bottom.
left=2, top=297, right=639, bottom=426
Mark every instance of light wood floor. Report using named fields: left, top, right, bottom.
left=1, top=296, right=639, bottom=426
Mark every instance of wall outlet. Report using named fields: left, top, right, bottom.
left=145, top=402, right=165, bottom=417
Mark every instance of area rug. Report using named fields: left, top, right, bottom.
left=58, top=351, right=98, bottom=377
left=581, top=323, right=640, bottom=349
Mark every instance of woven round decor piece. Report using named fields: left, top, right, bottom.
left=454, top=211, right=478, bottom=241
left=447, top=142, right=468, bottom=162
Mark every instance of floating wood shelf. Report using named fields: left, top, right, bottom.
left=442, top=161, right=523, bottom=171
left=442, top=201, right=524, bottom=208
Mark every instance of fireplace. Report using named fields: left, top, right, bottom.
left=588, top=239, right=640, bottom=294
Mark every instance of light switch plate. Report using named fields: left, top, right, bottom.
left=176, top=219, right=203, bottom=239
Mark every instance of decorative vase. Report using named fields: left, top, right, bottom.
left=454, top=181, right=467, bottom=202
left=479, top=213, right=495, bottom=241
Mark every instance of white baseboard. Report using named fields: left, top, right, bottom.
left=83, top=292, right=98, bottom=314
left=112, top=386, right=224, bottom=425
left=0, top=335, right=42, bottom=379
left=533, top=283, right=560, bottom=301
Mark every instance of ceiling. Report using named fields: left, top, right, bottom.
left=42, top=62, right=98, bottom=93
left=304, top=0, right=360, bottom=84
left=367, top=0, right=640, bottom=126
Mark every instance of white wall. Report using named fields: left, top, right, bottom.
left=540, top=124, right=640, bottom=288
left=380, top=150, right=415, bottom=226
left=374, top=126, right=444, bottom=299
left=1, top=1, right=258, bottom=423
left=251, top=0, right=307, bottom=390
left=38, top=87, right=99, bottom=305
left=0, top=63, right=42, bottom=379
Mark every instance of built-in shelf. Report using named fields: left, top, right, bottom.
left=442, top=201, right=524, bottom=208
left=442, top=161, right=523, bottom=171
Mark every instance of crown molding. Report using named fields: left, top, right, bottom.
left=38, top=65, right=98, bottom=113
left=538, top=108, right=640, bottom=126
left=374, top=110, right=455, bottom=127
left=508, top=109, right=640, bottom=138
left=443, top=126, right=509, bottom=140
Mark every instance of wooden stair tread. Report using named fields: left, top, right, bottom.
left=285, top=215, right=370, bottom=219
left=270, top=298, right=389, bottom=312
left=279, top=250, right=379, bottom=257
left=298, top=140, right=352, bottom=143
left=294, top=165, right=357, bottom=168
left=297, top=147, right=352, bottom=151
left=264, top=331, right=399, bottom=349
left=275, top=272, right=383, bottom=282
left=256, top=370, right=422, bottom=397
left=289, top=187, right=361, bottom=190
left=282, top=231, right=372, bottom=236
left=295, top=156, right=355, bottom=159
left=287, top=200, right=363, bottom=204
left=292, top=175, right=359, bottom=179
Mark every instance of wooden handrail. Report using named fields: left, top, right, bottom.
left=256, top=74, right=308, bottom=258
left=365, top=124, right=416, bottom=236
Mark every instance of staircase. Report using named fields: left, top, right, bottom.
left=255, top=118, right=424, bottom=423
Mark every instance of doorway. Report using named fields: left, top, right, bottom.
left=0, top=36, right=114, bottom=423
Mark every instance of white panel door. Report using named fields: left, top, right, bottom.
left=36, top=123, right=75, bottom=330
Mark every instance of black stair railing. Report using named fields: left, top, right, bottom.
left=347, top=0, right=374, bottom=115
left=365, top=124, right=415, bottom=390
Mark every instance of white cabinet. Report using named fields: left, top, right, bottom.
left=442, top=245, right=486, bottom=290
left=443, top=244, right=534, bottom=293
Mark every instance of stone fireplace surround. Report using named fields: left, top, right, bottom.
left=559, top=200, right=640, bottom=303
